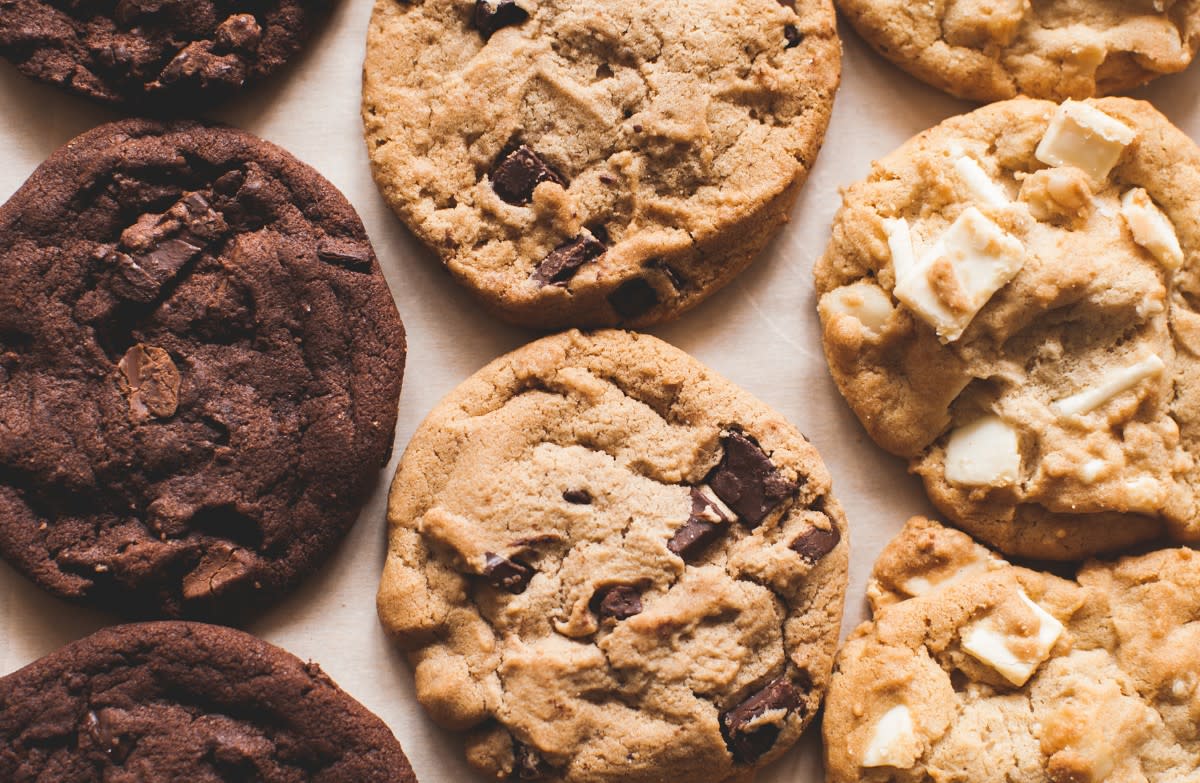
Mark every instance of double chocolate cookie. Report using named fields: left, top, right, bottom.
left=0, top=0, right=329, bottom=106
left=363, top=0, right=840, bottom=328
left=0, top=622, right=419, bottom=782
left=0, top=119, right=406, bottom=619
left=378, top=330, right=848, bottom=782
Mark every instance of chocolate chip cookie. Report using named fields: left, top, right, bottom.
left=815, top=97, right=1200, bottom=560
left=825, top=516, right=1200, bottom=782
left=0, top=621, right=419, bottom=782
left=362, top=0, right=840, bottom=328
left=838, top=0, right=1200, bottom=102
left=0, top=0, right=330, bottom=106
left=378, top=329, right=848, bottom=782
left=0, top=119, right=406, bottom=619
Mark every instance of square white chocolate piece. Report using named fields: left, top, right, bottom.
left=819, top=281, right=895, bottom=338
left=961, top=590, right=1064, bottom=686
left=954, top=155, right=1010, bottom=208
left=862, top=705, right=920, bottom=769
left=943, top=415, right=1021, bottom=487
left=1035, top=101, right=1137, bottom=182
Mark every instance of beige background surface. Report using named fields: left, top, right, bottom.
left=1, top=3, right=1198, bottom=780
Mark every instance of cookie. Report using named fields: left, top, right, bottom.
left=0, top=0, right=329, bottom=107
left=824, top=516, right=1200, bottom=782
left=0, top=119, right=406, bottom=619
left=0, top=621, right=419, bottom=782
left=377, top=329, right=848, bottom=783
left=815, top=97, right=1200, bottom=560
left=837, top=0, right=1200, bottom=102
left=362, top=0, right=840, bottom=329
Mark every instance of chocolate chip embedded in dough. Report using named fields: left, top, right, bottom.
left=532, top=234, right=606, bottom=286
left=118, top=344, right=181, bottom=421
left=474, top=0, right=529, bottom=39
left=607, top=277, right=658, bottom=320
left=317, top=238, right=374, bottom=271
left=513, top=740, right=554, bottom=780
left=483, top=552, right=534, bottom=593
left=84, top=708, right=133, bottom=763
left=708, top=429, right=797, bottom=527
left=719, top=676, right=801, bottom=764
left=790, top=524, right=840, bottom=562
left=590, top=584, right=643, bottom=621
left=215, top=14, right=263, bottom=51
left=181, top=543, right=255, bottom=601
left=668, top=486, right=736, bottom=561
left=491, top=145, right=567, bottom=205
left=562, top=488, right=592, bottom=504
left=783, top=24, right=803, bottom=48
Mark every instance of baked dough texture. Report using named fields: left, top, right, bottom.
left=377, top=329, right=848, bottom=782
left=825, top=517, right=1200, bottom=783
left=837, top=0, right=1200, bottom=102
left=815, top=97, right=1200, bottom=560
left=362, top=0, right=840, bottom=328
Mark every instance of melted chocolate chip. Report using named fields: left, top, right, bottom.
left=783, top=24, right=803, bottom=48
left=532, top=234, right=606, bottom=286
left=483, top=552, right=534, bottom=594
left=491, top=145, right=567, bottom=205
left=590, top=584, right=643, bottom=621
left=512, top=741, right=554, bottom=780
left=562, top=489, right=592, bottom=504
left=720, top=677, right=801, bottom=764
left=607, top=277, right=658, bottom=320
left=790, top=525, right=840, bottom=562
left=474, top=0, right=530, bottom=39
left=708, top=429, right=797, bottom=528
left=645, top=258, right=686, bottom=290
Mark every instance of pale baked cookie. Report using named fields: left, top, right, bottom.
left=824, top=516, right=1200, bottom=783
left=362, top=0, right=840, bottom=328
left=815, top=97, right=1200, bottom=559
left=837, top=0, right=1200, bottom=102
left=378, top=329, right=848, bottom=782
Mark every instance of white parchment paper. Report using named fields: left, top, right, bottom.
left=2, top=4, right=1199, bottom=779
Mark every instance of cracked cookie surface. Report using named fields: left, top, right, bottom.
left=0, top=0, right=330, bottom=107
left=377, top=329, right=848, bottom=783
left=815, top=97, right=1200, bottom=559
left=837, top=0, right=1200, bottom=102
left=825, top=517, right=1200, bottom=783
left=0, top=621, right=419, bottom=782
left=362, top=0, right=840, bottom=329
left=0, top=119, right=406, bottom=619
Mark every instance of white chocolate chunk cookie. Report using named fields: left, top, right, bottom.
left=837, top=0, right=1200, bottom=102
left=378, top=330, right=848, bottom=783
left=825, top=517, right=1200, bottom=783
left=362, top=0, right=840, bottom=329
left=815, top=97, right=1200, bottom=559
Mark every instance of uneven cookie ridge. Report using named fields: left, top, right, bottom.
left=0, top=119, right=406, bottom=619
left=362, top=0, right=840, bottom=328
left=0, top=622, right=419, bottom=782
left=824, top=517, right=1200, bottom=783
left=0, top=0, right=330, bottom=106
left=837, top=0, right=1200, bottom=102
left=378, top=329, right=848, bottom=783
left=815, top=97, right=1200, bottom=559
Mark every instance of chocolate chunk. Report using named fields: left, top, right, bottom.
left=562, top=489, right=592, bottom=504
left=181, top=543, right=254, bottom=601
left=512, top=740, right=554, bottom=780
left=109, top=191, right=225, bottom=302
left=691, top=485, right=736, bottom=524
left=607, top=277, right=658, bottom=320
left=474, top=0, right=530, bottom=39
left=667, top=518, right=722, bottom=561
left=491, top=145, right=567, bottom=205
left=532, top=234, right=606, bottom=286
left=707, top=429, right=797, bottom=528
left=317, top=238, right=374, bottom=270
left=789, top=525, right=840, bottom=562
left=117, top=344, right=181, bottom=421
left=84, top=708, right=133, bottom=763
left=646, top=258, right=686, bottom=290
left=484, top=552, right=534, bottom=594
left=215, top=14, right=264, bottom=51
left=783, top=24, right=803, bottom=48
left=720, top=676, right=800, bottom=764
left=590, top=584, right=642, bottom=621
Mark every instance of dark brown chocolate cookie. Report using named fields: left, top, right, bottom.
left=0, top=0, right=330, bottom=107
left=0, top=119, right=406, bottom=619
left=0, top=622, right=419, bottom=782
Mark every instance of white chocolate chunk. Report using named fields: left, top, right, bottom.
left=944, top=416, right=1021, bottom=487
left=1121, top=188, right=1184, bottom=270
left=819, top=282, right=895, bottom=338
left=893, top=207, right=1025, bottom=342
left=1051, top=354, right=1165, bottom=417
left=961, top=590, right=1064, bottom=686
left=954, top=156, right=1010, bottom=208
left=1035, top=101, right=1137, bottom=182
left=884, top=217, right=915, bottom=281
left=862, top=705, right=920, bottom=769
left=1079, top=458, right=1107, bottom=484
left=901, top=558, right=993, bottom=598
